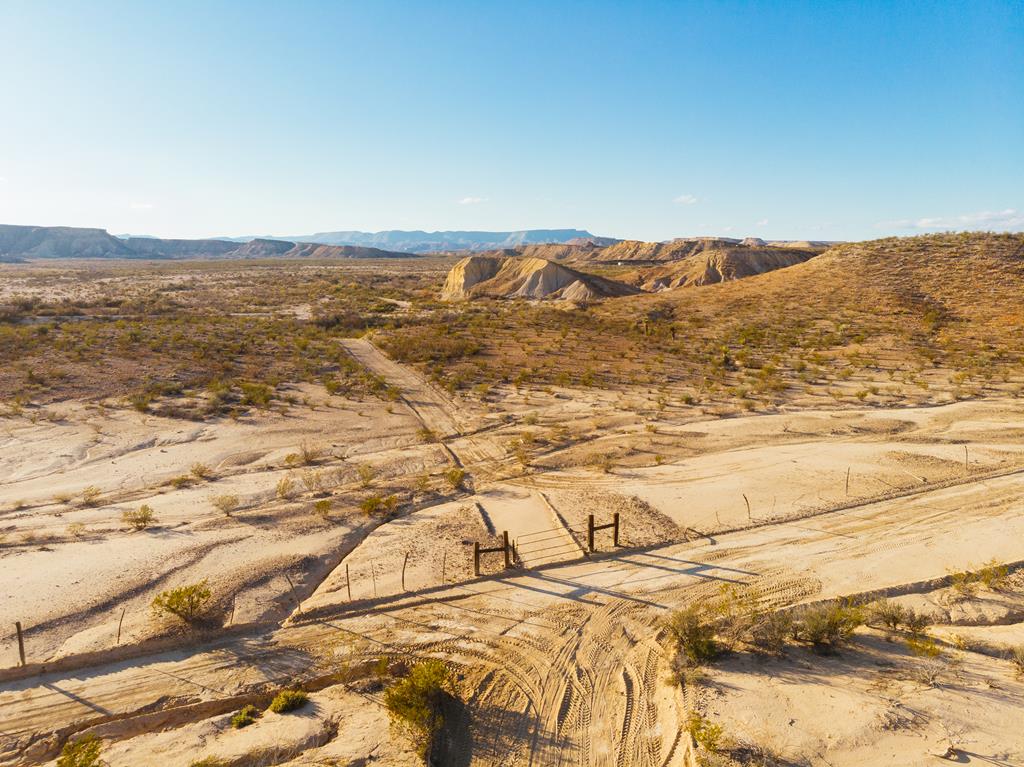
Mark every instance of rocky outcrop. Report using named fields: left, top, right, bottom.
left=441, top=256, right=638, bottom=302
left=628, top=247, right=817, bottom=291
left=441, top=256, right=506, bottom=300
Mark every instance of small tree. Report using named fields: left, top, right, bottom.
left=152, top=581, right=212, bottom=623
left=384, top=660, right=455, bottom=762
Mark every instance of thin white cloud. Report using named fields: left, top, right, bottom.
left=673, top=194, right=698, bottom=205
left=458, top=196, right=487, bottom=205
left=884, top=208, right=1024, bottom=231
left=130, top=202, right=154, bottom=210
left=755, top=218, right=769, bottom=227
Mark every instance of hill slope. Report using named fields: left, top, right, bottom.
left=625, top=247, right=817, bottom=290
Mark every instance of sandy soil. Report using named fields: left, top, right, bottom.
left=3, top=330, right=1024, bottom=766
left=0, top=385, right=451, bottom=664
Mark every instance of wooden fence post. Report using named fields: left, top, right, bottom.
left=15, top=622, right=26, bottom=667
left=613, top=512, right=620, bottom=546
left=587, top=514, right=595, bottom=552
left=346, top=563, right=352, bottom=601
left=401, top=552, right=410, bottom=592
left=503, top=531, right=510, bottom=568
left=474, top=542, right=481, bottom=576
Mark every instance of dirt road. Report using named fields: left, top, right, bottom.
left=4, top=467, right=1023, bottom=765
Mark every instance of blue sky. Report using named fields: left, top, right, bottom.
left=1, top=0, right=1021, bottom=241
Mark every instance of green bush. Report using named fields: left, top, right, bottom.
left=687, top=712, right=723, bottom=752
left=57, top=735, right=104, bottom=767
left=665, top=606, right=718, bottom=667
left=230, top=703, right=261, bottom=728
left=268, top=689, right=308, bottom=713
left=384, top=660, right=455, bottom=763
left=151, top=581, right=212, bottom=623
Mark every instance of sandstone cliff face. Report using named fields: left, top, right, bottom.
left=440, top=256, right=637, bottom=302
left=440, top=256, right=506, bottom=300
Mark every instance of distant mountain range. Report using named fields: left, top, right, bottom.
left=0, top=225, right=603, bottom=260
left=225, top=229, right=600, bottom=254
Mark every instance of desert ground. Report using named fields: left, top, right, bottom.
left=2, top=237, right=1024, bottom=766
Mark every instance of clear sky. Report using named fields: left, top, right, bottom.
left=1, top=0, right=1021, bottom=241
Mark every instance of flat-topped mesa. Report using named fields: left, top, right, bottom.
left=441, top=255, right=638, bottom=302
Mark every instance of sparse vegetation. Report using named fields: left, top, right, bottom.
left=151, top=581, right=212, bottom=623
left=210, top=494, right=239, bottom=515
left=268, top=688, right=308, bottom=713
left=57, top=734, right=104, bottom=767
left=122, top=504, right=156, bottom=530
left=384, top=659, right=455, bottom=762
left=230, top=703, right=261, bottom=728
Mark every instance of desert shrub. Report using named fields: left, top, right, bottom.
left=417, top=427, right=438, bottom=443
left=949, top=568, right=979, bottom=598
left=384, top=659, right=455, bottom=762
left=747, top=610, right=793, bottom=655
left=67, top=522, right=86, bottom=538
left=276, top=474, right=296, bottom=499
left=868, top=599, right=907, bottom=632
left=444, top=467, right=466, bottom=491
left=239, top=381, right=273, bottom=408
left=687, top=711, right=724, bottom=752
left=665, top=606, right=718, bottom=667
left=977, top=559, right=1010, bottom=590
left=81, top=485, right=102, bottom=506
left=360, top=493, right=398, bottom=515
left=230, top=703, right=261, bottom=728
left=190, top=462, right=212, bottom=480
left=211, top=494, right=239, bottom=515
left=298, top=441, right=324, bottom=464
left=189, top=759, right=228, bottom=767
left=268, top=689, right=308, bottom=713
left=903, top=609, right=931, bottom=637
left=1009, top=645, right=1024, bottom=676
left=301, top=469, right=323, bottom=493
left=57, top=734, right=104, bottom=767
left=907, top=636, right=942, bottom=658
left=122, top=504, right=156, bottom=530
left=151, top=580, right=212, bottom=623
left=313, top=499, right=332, bottom=518
left=791, top=601, right=863, bottom=651
left=357, top=463, right=376, bottom=488
left=170, top=474, right=192, bottom=489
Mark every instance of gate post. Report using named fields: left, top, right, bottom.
left=502, top=531, right=511, bottom=568
left=587, top=514, right=595, bottom=552
left=474, top=542, right=481, bottom=576
left=613, top=512, right=620, bottom=546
